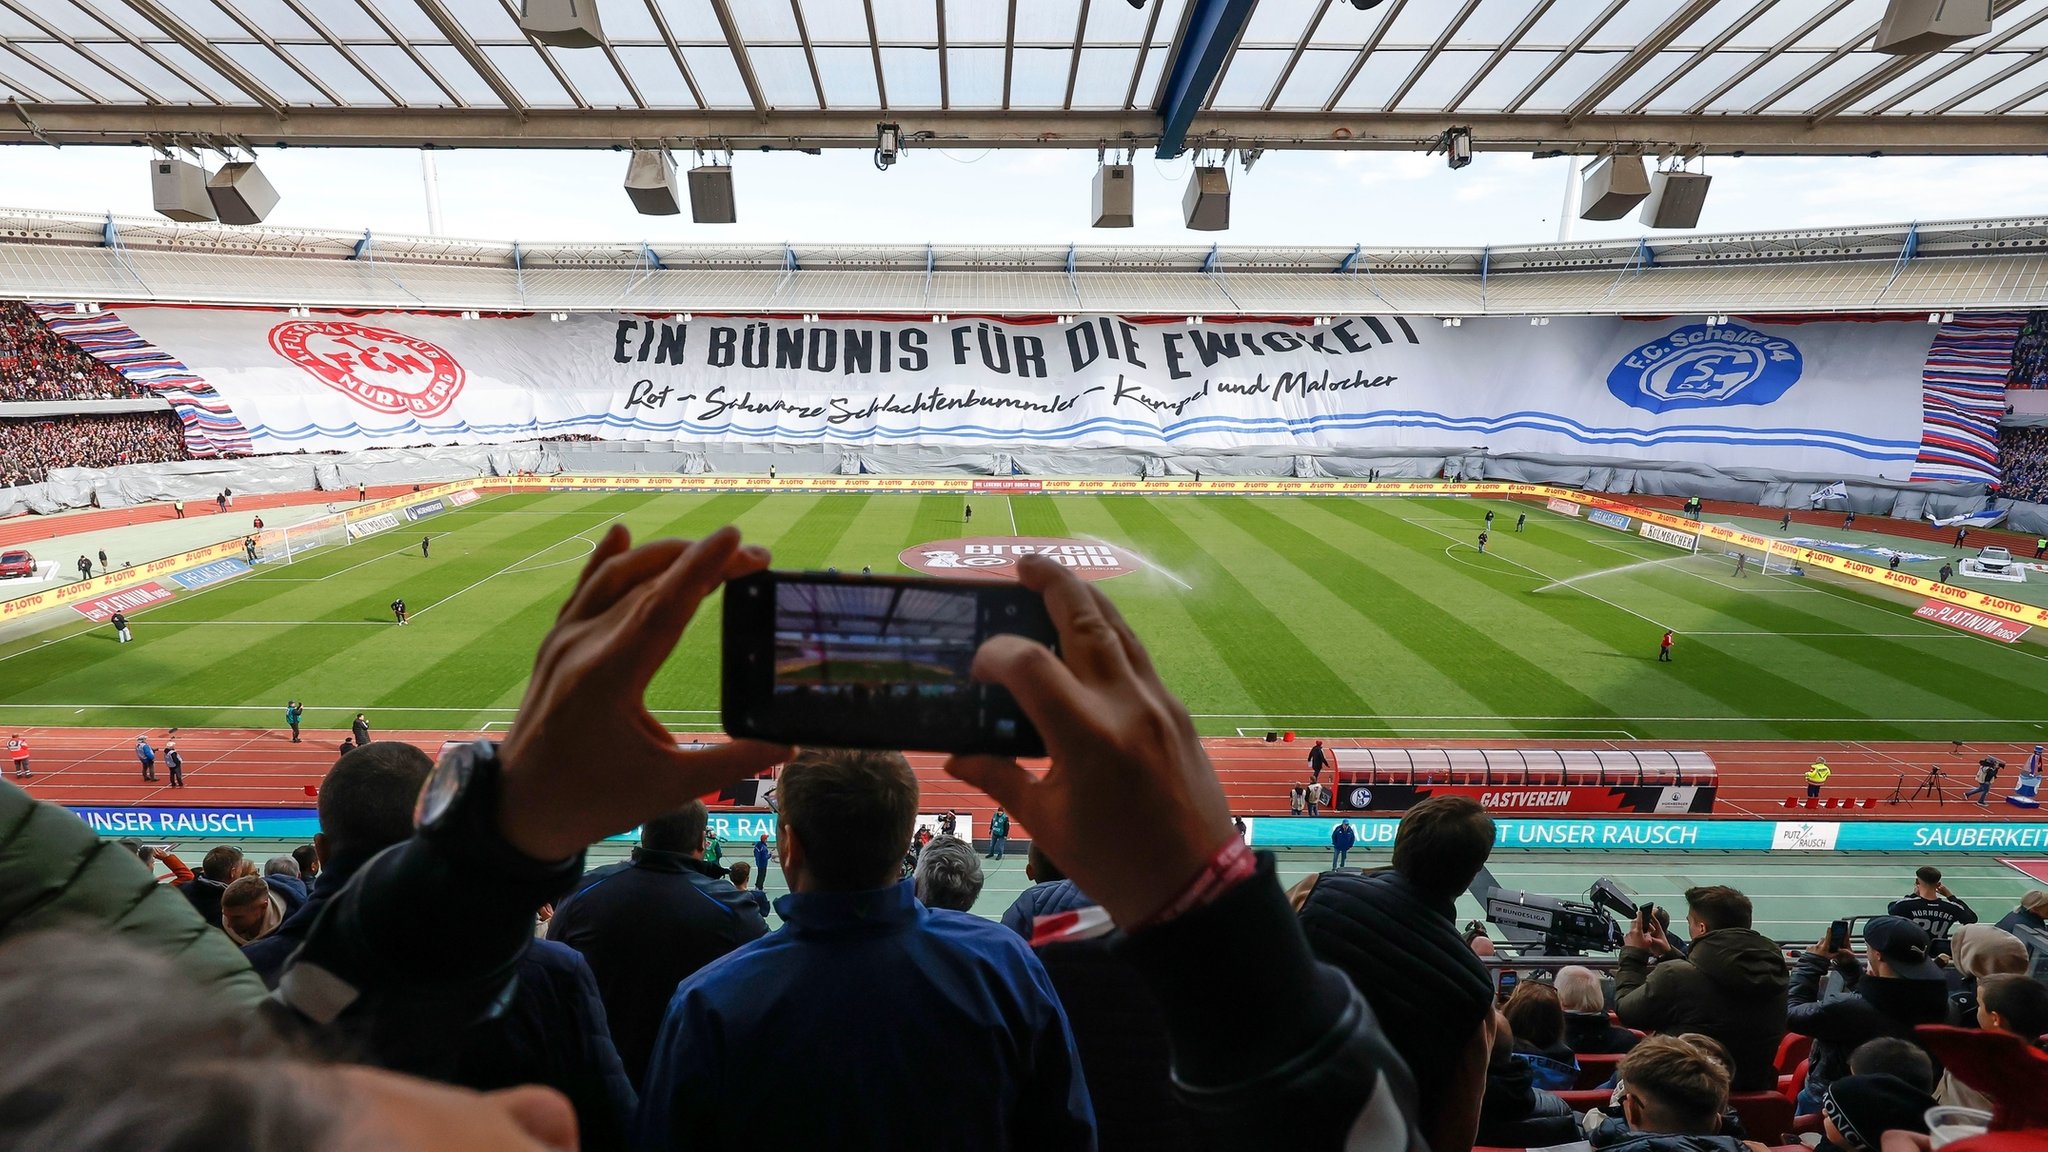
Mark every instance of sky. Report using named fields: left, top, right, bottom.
left=0, top=144, right=2042, bottom=249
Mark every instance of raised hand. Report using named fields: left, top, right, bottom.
left=497, top=525, right=790, bottom=861
left=946, top=554, right=1234, bottom=926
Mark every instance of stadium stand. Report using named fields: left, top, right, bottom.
left=0, top=301, right=148, bottom=402
left=0, top=411, right=189, bottom=486
left=2003, top=425, right=2048, bottom=505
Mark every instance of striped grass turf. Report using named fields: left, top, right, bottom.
left=1, top=492, right=2044, bottom=741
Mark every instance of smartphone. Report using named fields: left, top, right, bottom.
left=722, top=569, right=1059, bottom=756
left=1496, top=969, right=1519, bottom=999
left=1638, top=901, right=1657, bottom=930
left=1827, top=918, right=1851, bottom=952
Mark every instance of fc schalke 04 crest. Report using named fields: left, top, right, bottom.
left=1605, top=323, right=1803, bottom=414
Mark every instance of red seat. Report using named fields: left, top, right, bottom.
left=1731, top=1092, right=1795, bottom=1143
left=1574, top=1051, right=1626, bottom=1089
left=1555, top=1088, right=1613, bottom=1110
left=1774, top=1033, right=1813, bottom=1075
left=1778, top=1057, right=1809, bottom=1103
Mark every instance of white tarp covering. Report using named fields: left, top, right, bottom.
left=108, top=309, right=1937, bottom=477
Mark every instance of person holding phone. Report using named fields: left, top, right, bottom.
left=1613, top=887, right=1787, bottom=1092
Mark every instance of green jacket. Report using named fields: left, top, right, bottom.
left=0, top=780, right=267, bottom=1010
left=1612, top=927, right=1788, bottom=1093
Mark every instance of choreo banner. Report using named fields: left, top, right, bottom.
left=94, top=308, right=1963, bottom=477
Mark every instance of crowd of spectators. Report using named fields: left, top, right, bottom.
left=2008, top=311, right=2048, bottom=391
left=0, top=301, right=148, bottom=402
left=2002, top=425, right=2048, bottom=505
left=0, top=411, right=190, bottom=486
left=0, top=531, right=2041, bottom=1152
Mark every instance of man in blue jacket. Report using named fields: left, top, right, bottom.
left=751, top=831, right=772, bottom=896
left=242, top=741, right=635, bottom=1149
left=636, top=746, right=1095, bottom=1150
left=548, top=800, right=768, bottom=1086
left=1001, top=843, right=1094, bottom=939
left=1331, top=817, right=1357, bottom=869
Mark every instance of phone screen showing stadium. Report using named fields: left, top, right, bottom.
left=722, top=570, right=1054, bottom=756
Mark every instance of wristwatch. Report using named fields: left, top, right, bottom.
left=416, top=739, right=584, bottom=880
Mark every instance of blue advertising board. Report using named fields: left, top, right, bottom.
left=1587, top=508, right=1633, bottom=532
left=70, top=806, right=2048, bottom=855
left=69, top=805, right=781, bottom=845
left=405, top=498, right=448, bottom=521
left=168, top=557, right=251, bottom=590
left=1243, top=817, right=2038, bottom=853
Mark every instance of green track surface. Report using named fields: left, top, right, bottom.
left=3, top=492, right=2047, bottom=740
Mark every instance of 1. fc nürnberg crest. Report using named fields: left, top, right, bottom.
left=269, top=321, right=466, bottom=418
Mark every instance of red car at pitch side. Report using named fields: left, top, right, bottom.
left=0, top=549, right=36, bottom=579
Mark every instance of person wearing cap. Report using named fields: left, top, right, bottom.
left=1788, top=915, right=1951, bottom=1116
left=1995, top=889, right=2048, bottom=937
left=1821, top=1073, right=1933, bottom=1152
left=1886, top=865, right=1977, bottom=957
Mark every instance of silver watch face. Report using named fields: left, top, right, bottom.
left=415, top=745, right=476, bottom=830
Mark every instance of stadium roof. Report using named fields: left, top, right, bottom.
left=3, top=206, right=2046, bottom=316
left=2, top=0, right=2048, bottom=157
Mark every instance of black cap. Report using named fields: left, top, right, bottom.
left=1863, top=915, right=1942, bottom=980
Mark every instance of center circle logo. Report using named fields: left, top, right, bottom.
left=898, top=537, right=1142, bottom=582
left=1605, top=322, right=1803, bottom=414
left=269, top=321, right=466, bottom=418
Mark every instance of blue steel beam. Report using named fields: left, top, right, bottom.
left=1152, top=0, right=1257, bottom=160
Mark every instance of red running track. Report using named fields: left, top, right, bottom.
left=6, top=727, right=2039, bottom=826
left=0, top=486, right=431, bottom=549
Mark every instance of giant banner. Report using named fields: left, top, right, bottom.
left=96, top=308, right=1949, bottom=476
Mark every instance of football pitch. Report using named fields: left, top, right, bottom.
left=2, top=490, right=2046, bottom=741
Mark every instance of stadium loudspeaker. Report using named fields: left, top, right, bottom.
left=687, top=164, right=736, bottom=223
left=205, top=162, right=279, bottom=226
left=1639, top=171, right=1712, bottom=229
left=151, top=158, right=216, bottom=222
left=518, top=0, right=604, bottom=48
left=1182, top=166, right=1230, bottom=231
left=1578, top=155, right=1649, bottom=221
left=1092, top=163, right=1134, bottom=228
left=1875, top=0, right=1993, bottom=54
left=624, top=149, right=682, bottom=216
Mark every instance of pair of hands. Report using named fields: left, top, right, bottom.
left=1622, top=914, right=1677, bottom=958
left=495, top=525, right=1236, bottom=928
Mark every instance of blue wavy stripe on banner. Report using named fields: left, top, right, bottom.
left=244, top=408, right=1922, bottom=460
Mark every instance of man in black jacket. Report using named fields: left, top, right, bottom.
left=1886, top=865, right=1977, bottom=956
left=547, top=799, right=767, bottom=1085
left=244, top=740, right=636, bottom=1149
left=1614, top=885, right=1788, bottom=1092
left=1788, top=914, right=1950, bottom=1115
left=1298, top=795, right=1497, bottom=1152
